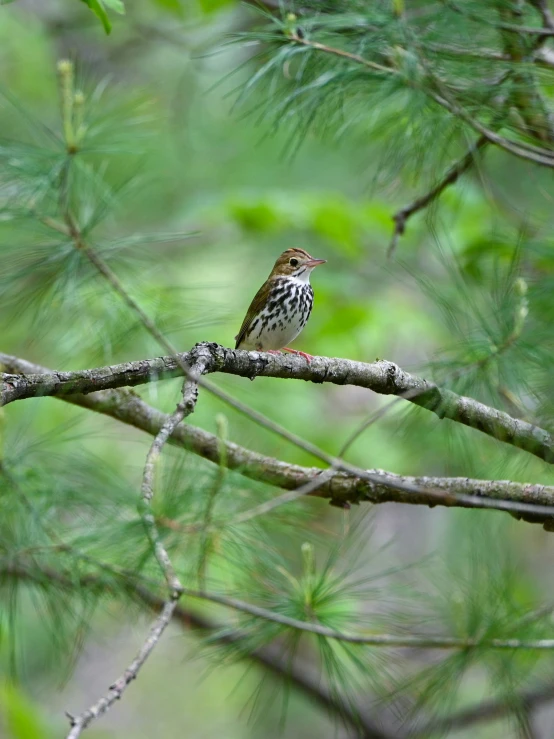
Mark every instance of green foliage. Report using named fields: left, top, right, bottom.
left=152, top=0, right=184, bottom=15
left=393, top=515, right=551, bottom=726
left=1, top=1, right=554, bottom=737
left=235, top=0, right=554, bottom=190
left=0, top=681, right=54, bottom=739
left=80, top=0, right=125, bottom=34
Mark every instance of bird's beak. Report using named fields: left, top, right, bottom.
left=306, top=259, right=327, bottom=268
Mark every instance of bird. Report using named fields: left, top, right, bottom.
left=234, top=247, right=326, bottom=362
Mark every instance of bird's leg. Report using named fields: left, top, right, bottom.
left=282, top=347, right=314, bottom=363
left=266, top=349, right=282, bottom=355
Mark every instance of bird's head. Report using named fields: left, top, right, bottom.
left=270, top=248, right=326, bottom=281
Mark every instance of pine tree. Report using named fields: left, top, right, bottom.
left=1, top=1, right=554, bottom=737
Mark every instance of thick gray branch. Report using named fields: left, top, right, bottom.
left=2, top=342, right=554, bottom=465
left=2, top=353, right=554, bottom=526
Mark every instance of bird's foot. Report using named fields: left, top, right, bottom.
left=282, top=347, right=314, bottom=363
left=266, top=350, right=282, bottom=355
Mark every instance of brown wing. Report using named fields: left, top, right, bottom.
left=234, top=280, right=272, bottom=349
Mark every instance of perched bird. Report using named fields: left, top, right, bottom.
left=234, top=248, right=326, bottom=362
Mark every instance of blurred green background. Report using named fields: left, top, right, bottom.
left=2, top=1, right=554, bottom=737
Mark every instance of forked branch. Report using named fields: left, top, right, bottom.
left=64, top=356, right=206, bottom=737
left=3, top=352, right=554, bottom=527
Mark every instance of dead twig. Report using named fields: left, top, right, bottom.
left=387, top=135, right=488, bottom=257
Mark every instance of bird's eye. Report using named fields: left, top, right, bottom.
left=289, top=258, right=299, bottom=267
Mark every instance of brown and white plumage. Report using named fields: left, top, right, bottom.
left=235, top=248, right=326, bottom=359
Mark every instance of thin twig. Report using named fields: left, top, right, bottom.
left=339, top=397, right=408, bottom=459
left=288, top=28, right=553, bottom=253
left=8, top=558, right=396, bottom=739
left=66, top=599, right=178, bottom=739
left=419, top=680, right=554, bottom=735
left=14, top=556, right=554, bottom=738
left=138, top=585, right=554, bottom=651
left=423, top=67, right=554, bottom=164
left=197, top=414, right=228, bottom=588
left=167, top=604, right=397, bottom=739
left=424, top=41, right=554, bottom=70
left=66, top=373, right=204, bottom=736
left=225, top=467, right=339, bottom=528
left=387, top=135, right=488, bottom=257
left=288, top=33, right=554, bottom=168
left=287, top=32, right=392, bottom=73
left=384, top=53, right=511, bottom=256
left=11, top=553, right=554, bottom=653
left=140, top=370, right=202, bottom=593
left=66, top=365, right=205, bottom=736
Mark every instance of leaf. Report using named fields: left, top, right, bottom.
left=80, top=0, right=125, bottom=34
left=228, top=199, right=282, bottom=233
left=80, top=0, right=111, bottom=33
